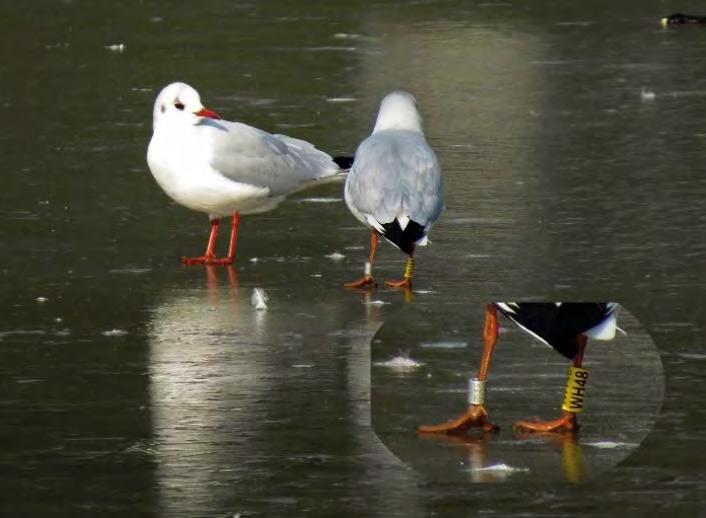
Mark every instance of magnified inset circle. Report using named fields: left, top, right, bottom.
left=371, top=303, right=664, bottom=483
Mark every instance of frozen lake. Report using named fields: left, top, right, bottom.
left=0, top=0, right=704, bottom=515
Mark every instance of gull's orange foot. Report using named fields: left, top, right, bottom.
left=385, top=278, right=412, bottom=289
left=418, top=405, right=499, bottom=434
left=344, top=275, right=377, bottom=289
left=181, top=256, right=234, bottom=266
left=513, top=413, right=578, bottom=434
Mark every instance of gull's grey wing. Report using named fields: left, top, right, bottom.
left=201, top=120, right=338, bottom=196
left=345, top=130, right=443, bottom=228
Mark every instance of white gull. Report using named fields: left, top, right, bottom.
left=147, top=82, right=346, bottom=265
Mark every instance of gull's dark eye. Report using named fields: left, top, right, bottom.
left=174, top=101, right=185, bottom=110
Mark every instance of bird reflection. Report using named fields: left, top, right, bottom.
left=559, top=434, right=586, bottom=483
left=418, top=429, right=586, bottom=483
left=146, top=266, right=413, bottom=515
left=513, top=431, right=587, bottom=483
left=418, top=432, right=503, bottom=482
left=147, top=268, right=273, bottom=515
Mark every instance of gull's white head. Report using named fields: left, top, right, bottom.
left=372, top=90, right=423, bottom=134
left=152, top=82, right=221, bottom=131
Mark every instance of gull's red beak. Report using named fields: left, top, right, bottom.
left=194, top=107, right=221, bottom=120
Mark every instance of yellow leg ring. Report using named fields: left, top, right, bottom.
left=403, top=256, right=415, bottom=279
left=561, top=366, right=589, bottom=413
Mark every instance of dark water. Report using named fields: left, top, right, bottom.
left=1, top=0, right=705, bottom=516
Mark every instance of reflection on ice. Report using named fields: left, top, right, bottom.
left=146, top=268, right=414, bottom=514
left=251, top=288, right=268, bottom=310
left=148, top=271, right=273, bottom=513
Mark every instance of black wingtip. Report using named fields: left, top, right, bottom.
left=380, top=220, right=426, bottom=255
left=494, top=302, right=615, bottom=360
left=333, top=155, right=354, bottom=170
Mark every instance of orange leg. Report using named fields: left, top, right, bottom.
left=182, top=218, right=220, bottom=265
left=344, top=231, right=378, bottom=288
left=513, top=335, right=588, bottom=434
left=418, top=304, right=500, bottom=434
left=224, top=211, right=239, bottom=263
left=182, top=212, right=239, bottom=266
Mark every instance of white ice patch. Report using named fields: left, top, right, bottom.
left=106, top=43, right=126, bottom=53
left=555, top=21, right=593, bottom=27
left=326, top=97, right=357, bottom=103
left=325, top=251, right=345, bottom=261
left=374, top=355, right=424, bottom=370
left=677, top=353, right=706, bottom=360
left=36, top=297, right=49, bottom=303
left=251, top=288, right=268, bottom=310
left=297, top=197, right=342, bottom=203
left=641, top=88, right=656, bottom=102
left=468, top=463, right=530, bottom=474
left=333, top=33, right=368, bottom=40
left=364, top=300, right=389, bottom=306
left=419, top=340, right=467, bottom=349
left=585, top=441, right=636, bottom=449
left=102, top=329, right=127, bottom=337
left=298, top=45, right=357, bottom=53
left=109, top=267, right=151, bottom=275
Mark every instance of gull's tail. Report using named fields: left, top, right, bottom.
left=333, top=155, right=354, bottom=170
left=379, top=218, right=426, bottom=255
